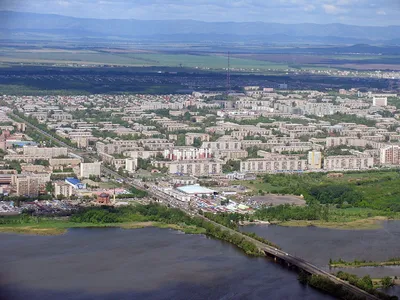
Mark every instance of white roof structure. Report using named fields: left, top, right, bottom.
left=177, top=185, right=216, bottom=195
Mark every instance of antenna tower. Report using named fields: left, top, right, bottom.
left=226, top=51, right=231, bottom=93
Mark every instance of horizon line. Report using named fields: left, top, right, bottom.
left=0, top=10, right=398, bottom=28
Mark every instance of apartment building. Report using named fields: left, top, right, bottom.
left=98, top=153, right=127, bottom=170
left=125, top=158, right=137, bottom=173
left=308, top=150, right=322, bottom=169
left=96, top=140, right=139, bottom=155
left=163, top=147, right=212, bottom=161
left=23, top=146, right=68, bottom=157
left=380, top=145, right=400, bottom=165
left=124, top=149, right=159, bottom=160
left=185, top=133, right=210, bottom=146
left=49, top=158, right=82, bottom=167
left=240, top=156, right=307, bottom=173
left=51, top=113, right=73, bottom=121
left=324, top=156, right=374, bottom=171
left=373, top=97, right=388, bottom=107
left=201, top=140, right=242, bottom=151
left=14, top=176, right=39, bottom=197
left=272, top=145, right=314, bottom=154
left=54, top=181, right=74, bottom=198
left=80, top=162, right=102, bottom=178
left=153, top=160, right=223, bottom=176
left=141, top=139, right=175, bottom=151
left=213, top=149, right=248, bottom=160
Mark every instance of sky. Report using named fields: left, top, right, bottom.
left=1, top=0, right=400, bottom=26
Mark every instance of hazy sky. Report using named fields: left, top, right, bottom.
left=1, top=0, right=400, bottom=26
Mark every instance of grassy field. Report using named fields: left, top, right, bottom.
left=330, top=258, right=400, bottom=268
left=1, top=47, right=399, bottom=71
left=0, top=48, right=289, bottom=70
left=278, top=216, right=388, bottom=230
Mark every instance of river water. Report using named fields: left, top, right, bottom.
left=0, top=227, right=333, bottom=300
left=1, top=222, right=399, bottom=300
left=241, top=220, right=400, bottom=297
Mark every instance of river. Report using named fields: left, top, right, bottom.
left=241, top=220, right=400, bottom=298
left=0, top=227, right=334, bottom=300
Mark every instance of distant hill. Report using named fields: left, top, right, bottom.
left=1, top=11, right=400, bottom=45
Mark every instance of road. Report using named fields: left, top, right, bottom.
left=11, top=111, right=379, bottom=300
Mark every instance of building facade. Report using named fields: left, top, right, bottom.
left=240, top=157, right=307, bottom=173
left=308, top=151, right=322, bottom=169
left=80, top=162, right=102, bottom=178
left=324, top=156, right=374, bottom=170
left=380, top=145, right=400, bottom=165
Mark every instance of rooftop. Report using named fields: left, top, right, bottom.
left=177, top=185, right=216, bottom=195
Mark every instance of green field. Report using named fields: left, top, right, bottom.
left=0, top=48, right=289, bottom=70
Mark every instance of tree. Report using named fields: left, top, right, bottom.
left=192, top=137, right=202, bottom=148
left=222, top=159, right=240, bottom=173
left=45, top=182, right=54, bottom=194
left=175, top=134, right=186, bottom=146
left=381, top=276, right=394, bottom=289
left=183, top=111, right=191, bottom=121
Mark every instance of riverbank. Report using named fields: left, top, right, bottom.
left=330, top=258, right=400, bottom=268
left=0, top=221, right=206, bottom=236
left=277, top=216, right=389, bottom=230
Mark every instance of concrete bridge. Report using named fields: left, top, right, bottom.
left=259, top=244, right=379, bottom=300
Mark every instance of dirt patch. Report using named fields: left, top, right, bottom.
left=249, top=195, right=306, bottom=207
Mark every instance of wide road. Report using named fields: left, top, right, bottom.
left=11, top=111, right=379, bottom=300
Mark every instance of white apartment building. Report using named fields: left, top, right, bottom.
left=213, top=149, right=248, bottom=161
left=323, top=156, right=374, bottom=171
left=23, top=146, right=68, bottom=157
left=96, top=140, right=139, bottom=155
left=80, top=162, right=102, bottom=178
left=201, top=140, right=242, bottom=151
left=54, top=181, right=74, bottom=198
left=125, top=158, right=137, bottom=172
left=164, top=147, right=212, bottom=161
left=141, top=139, right=175, bottom=151
left=153, top=160, right=223, bottom=176
left=240, top=156, right=307, bottom=173
left=372, top=97, right=388, bottom=107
